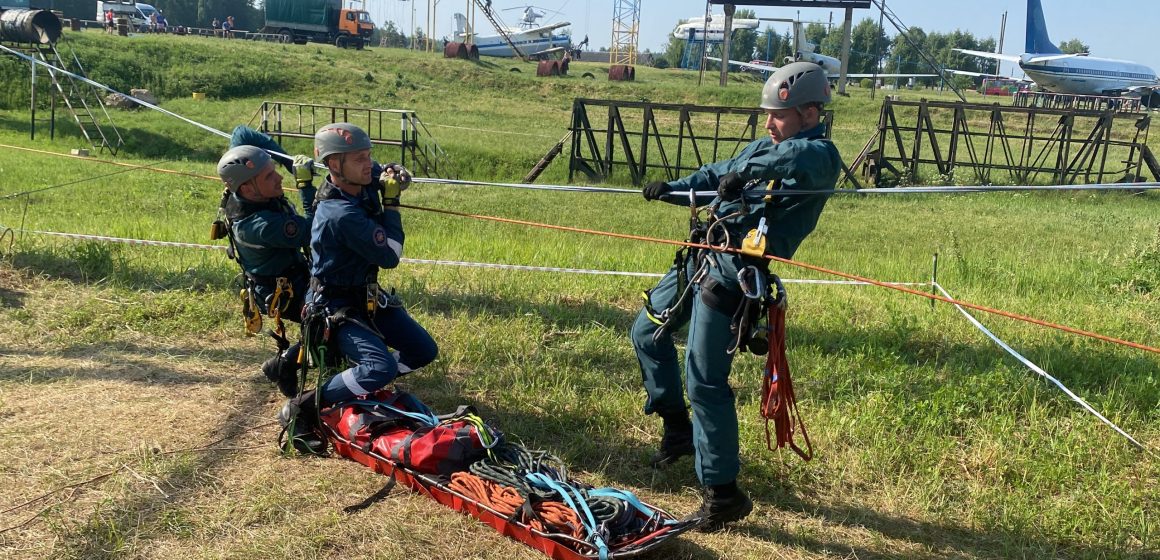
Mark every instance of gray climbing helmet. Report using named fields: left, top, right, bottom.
left=217, top=145, right=271, bottom=191
left=760, top=61, right=832, bottom=110
left=313, top=122, right=373, bottom=162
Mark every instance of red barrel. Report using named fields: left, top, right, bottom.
left=536, top=59, right=560, bottom=77
left=608, top=64, right=636, bottom=81
left=443, top=41, right=469, bottom=59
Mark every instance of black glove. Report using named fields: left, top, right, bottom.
left=717, top=172, right=746, bottom=202
left=642, top=181, right=672, bottom=201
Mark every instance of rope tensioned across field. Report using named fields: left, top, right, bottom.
left=0, top=49, right=1155, bottom=454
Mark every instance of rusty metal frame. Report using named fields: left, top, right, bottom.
left=568, top=98, right=833, bottom=185
left=254, top=101, right=455, bottom=178
left=871, top=97, right=1158, bottom=186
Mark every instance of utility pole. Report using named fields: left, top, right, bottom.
left=996, top=10, right=1007, bottom=76
left=837, top=6, right=852, bottom=95
left=871, top=0, right=885, bottom=100
left=719, top=3, right=735, bottom=87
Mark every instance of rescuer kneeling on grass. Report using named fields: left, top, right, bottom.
left=279, top=123, right=437, bottom=454
left=631, top=62, right=843, bottom=532
left=214, top=130, right=317, bottom=398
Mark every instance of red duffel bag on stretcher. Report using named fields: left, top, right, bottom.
left=326, top=390, right=501, bottom=476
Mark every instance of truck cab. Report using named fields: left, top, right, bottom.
left=338, top=9, right=374, bottom=41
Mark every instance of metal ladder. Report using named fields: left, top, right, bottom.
left=470, top=0, right=526, bottom=61
left=33, top=41, right=123, bottom=155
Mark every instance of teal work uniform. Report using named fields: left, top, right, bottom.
left=225, top=190, right=314, bottom=320
left=630, top=123, right=842, bottom=486
left=227, top=125, right=316, bottom=321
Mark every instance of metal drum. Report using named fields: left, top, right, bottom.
left=0, top=9, right=63, bottom=44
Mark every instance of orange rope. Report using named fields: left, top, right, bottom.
left=399, top=203, right=1160, bottom=356
left=5, top=141, right=1152, bottom=355
left=448, top=472, right=584, bottom=540
left=0, top=143, right=219, bottom=181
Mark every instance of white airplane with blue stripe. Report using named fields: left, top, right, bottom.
left=955, top=0, right=1159, bottom=98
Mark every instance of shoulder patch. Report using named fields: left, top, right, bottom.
left=283, top=220, right=299, bottom=238
left=373, top=227, right=387, bottom=247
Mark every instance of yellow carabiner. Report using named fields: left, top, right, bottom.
left=241, top=288, right=262, bottom=336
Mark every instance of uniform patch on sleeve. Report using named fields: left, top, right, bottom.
left=283, top=221, right=299, bottom=238
left=373, top=227, right=387, bottom=246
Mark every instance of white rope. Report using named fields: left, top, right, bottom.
left=411, top=177, right=639, bottom=194
left=13, top=229, right=924, bottom=286
left=674, top=182, right=1160, bottom=198
left=7, top=47, right=1154, bottom=199
left=0, top=44, right=231, bottom=141
left=932, top=281, right=1154, bottom=456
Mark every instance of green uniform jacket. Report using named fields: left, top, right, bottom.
left=663, top=123, right=843, bottom=287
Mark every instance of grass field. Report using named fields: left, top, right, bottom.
left=0, top=32, right=1158, bottom=559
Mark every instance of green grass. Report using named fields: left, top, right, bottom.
left=0, top=31, right=1157, bottom=560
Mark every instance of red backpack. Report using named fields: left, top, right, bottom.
left=328, top=390, right=500, bottom=476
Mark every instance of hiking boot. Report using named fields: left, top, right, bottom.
left=262, top=345, right=302, bottom=398
left=278, top=392, right=326, bottom=455
left=649, top=410, right=695, bottom=468
left=686, top=481, right=754, bottom=532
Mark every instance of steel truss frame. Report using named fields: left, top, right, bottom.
left=870, top=97, right=1158, bottom=186
left=568, top=98, right=832, bottom=185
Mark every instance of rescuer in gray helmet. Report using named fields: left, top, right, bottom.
left=633, top=61, right=844, bottom=532
left=214, top=128, right=318, bottom=399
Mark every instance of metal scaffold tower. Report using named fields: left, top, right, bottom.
left=610, top=0, right=640, bottom=66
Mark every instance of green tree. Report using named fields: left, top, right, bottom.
left=662, top=19, right=690, bottom=68
left=1058, top=38, right=1090, bottom=54
left=728, top=9, right=758, bottom=63
left=848, top=17, right=888, bottom=74
left=802, top=22, right=828, bottom=50
left=753, top=26, right=790, bottom=63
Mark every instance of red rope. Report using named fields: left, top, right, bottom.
left=399, top=203, right=1160, bottom=356
left=762, top=303, right=812, bottom=460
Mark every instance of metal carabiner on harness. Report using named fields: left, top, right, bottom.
left=737, top=265, right=768, bottom=301
left=365, top=282, right=380, bottom=316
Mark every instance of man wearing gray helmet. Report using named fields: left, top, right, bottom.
left=631, top=61, right=844, bottom=531
left=214, top=140, right=316, bottom=398
left=277, top=122, right=436, bottom=455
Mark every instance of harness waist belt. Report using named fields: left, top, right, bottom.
left=309, top=277, right=367, bottom=299
left=248, top=262, right=308, bottom=287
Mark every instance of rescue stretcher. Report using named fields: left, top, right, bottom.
left=318, top=393, right=703, bottom=560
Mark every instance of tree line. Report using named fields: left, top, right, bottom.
left=658, top=11, right=1089, bottom=86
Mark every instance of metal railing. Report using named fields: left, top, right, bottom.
left=254, top=101, right=455, bottom=178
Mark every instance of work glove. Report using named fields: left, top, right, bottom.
left=717, top=172, right=746, bottom=202
left=642, top=181, right=672, bottom=201
left=292, top=155, right=315, bottom=185
left=379, top=163, right=411, bottom=205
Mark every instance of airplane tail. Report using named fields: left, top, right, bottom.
left=1025, top=0, right=1061, bottom=54
left=452, top=13, right=468, bottom=37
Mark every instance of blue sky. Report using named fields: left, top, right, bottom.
left=369, top=0, right=1157, bottom=72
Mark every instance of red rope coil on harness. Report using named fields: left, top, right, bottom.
left=761, top=302, right=813, bottom=460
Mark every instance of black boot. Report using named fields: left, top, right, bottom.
left=278, top=390, right=326, bottom=455
left=686, top=481, right=754, bottom=532
left=262, top=343, right=302, bottom=398
left=649, top=409, right=695, bottom=468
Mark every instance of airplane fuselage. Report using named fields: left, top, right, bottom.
left=1020, top=55, right=1158, bottom=95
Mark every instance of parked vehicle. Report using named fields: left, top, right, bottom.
left=96, top=0, right=157, bottom=32
left=263, top=0, right=374, bottom=49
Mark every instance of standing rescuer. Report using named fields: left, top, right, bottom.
left=630, top=61, right=843, bottom=531
left=279, top=122, right=437, bottom=454
left=214, top=132, right=317, bottom=398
